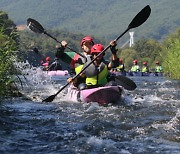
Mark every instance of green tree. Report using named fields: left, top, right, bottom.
left=161, top=28, right=180, bottom=79
left=133, top=38, right=162, bottom=68
left=0, top=11, right=17, bottom=39
left=0, top=11, right=19, bottom=99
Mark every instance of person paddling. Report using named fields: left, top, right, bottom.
left=48, top=58, right=62, bottom=71
left=129, top=59, right=140, bottom=75
left=42, top=56, right=51, bottom=71
left=155, top=61, right=163, bottom=76
left=75, top=41, right=119, bottom=90
left=141, top=61, right=149, bottom=76
left=56, top=36, right=94, bottom=86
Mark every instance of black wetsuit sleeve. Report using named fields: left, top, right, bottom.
left=55, top=46, right=65, bottom=58
left=111, top=58, right=119, bottom=68
left=55, top=47, right=76, bottom=65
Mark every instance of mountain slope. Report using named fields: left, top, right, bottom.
left=0, top=0, right=179, bottom=41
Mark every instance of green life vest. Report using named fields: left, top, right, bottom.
left=86, top=65, right=108, bottom=86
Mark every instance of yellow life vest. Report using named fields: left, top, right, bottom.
left=142, top=66, right=148, bottom=73
left=86, top=65, right=108, bottom=86
left=75, top=64, right=83, bottom=74
left=74, top=53, right=89, bottom=74
left=131, top=65, right=140, bottom=72
left=155, top=66, right=163, bottom=73
left=116, top=64, right=124, bottom=72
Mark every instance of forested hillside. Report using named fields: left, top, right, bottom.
left=0, top=0, right=179, bottom=43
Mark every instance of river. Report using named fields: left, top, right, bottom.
left=0, top=67, right=180, bottom=153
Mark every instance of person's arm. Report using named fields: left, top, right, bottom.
left=108, top=40, right=119, bottom=69
left=55, top=41, right=69, bottom=58
left=55, top=41, right=76, bottom=66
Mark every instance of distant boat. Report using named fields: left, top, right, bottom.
left=111, top=71, right=163, bottom=77
left=44, top=70, right=69, bottom=81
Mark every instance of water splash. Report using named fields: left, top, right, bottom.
left=13, top=61, right=68, bottom=101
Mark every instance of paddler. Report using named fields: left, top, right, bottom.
left=141, top=61, right=149, bottom=73
left=130, top=59, right=140, bottom=72
left=76, top=41, right=119, bottom=89
left=56, top=36, right=95, bottom=86
left=48, top=58, right=62, bottom=71
left=155, top=61, right=163, bottom=76
left=42, top=56, right=51, bottom=71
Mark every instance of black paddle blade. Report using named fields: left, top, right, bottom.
left=115, top=75, right=137, bottom=91
left=27, top=18, right=45, bottom=34
left=128, top=5, right=151, bottom=29
left=42, top=94, right=56, bottom=102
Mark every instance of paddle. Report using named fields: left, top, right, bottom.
left=114, top=75, right=136, bottom=90
left=42, top=5, right=151, bottom=102
left=26, top=18, right=86, bottom=59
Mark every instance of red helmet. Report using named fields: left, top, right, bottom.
left=119, top=59, right=123, bottom=63
left=91, top=44, right=104, bottom=54
left=80, top=36, right=94, bottom=46
left=46, top=57, right=51, bottom=61
left=143, top=62, right=147, bottom=65
left=133, top=59, right=138, bottom=64
left=155, top=61, right=159, bottom=64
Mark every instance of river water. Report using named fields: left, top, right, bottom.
left=0, top=67, right=180, bottom=153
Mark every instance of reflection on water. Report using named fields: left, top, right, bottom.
left=0, top=65, right=180, bottom=153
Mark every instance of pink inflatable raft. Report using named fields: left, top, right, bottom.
left=66, top=85, right=123, bottom=105
left=44, top=70, right=69, bottom=81
left=47, top=70, right=69, bottom=76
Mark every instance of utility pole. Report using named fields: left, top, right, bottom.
left=129, top=31, right=134, bottom=47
